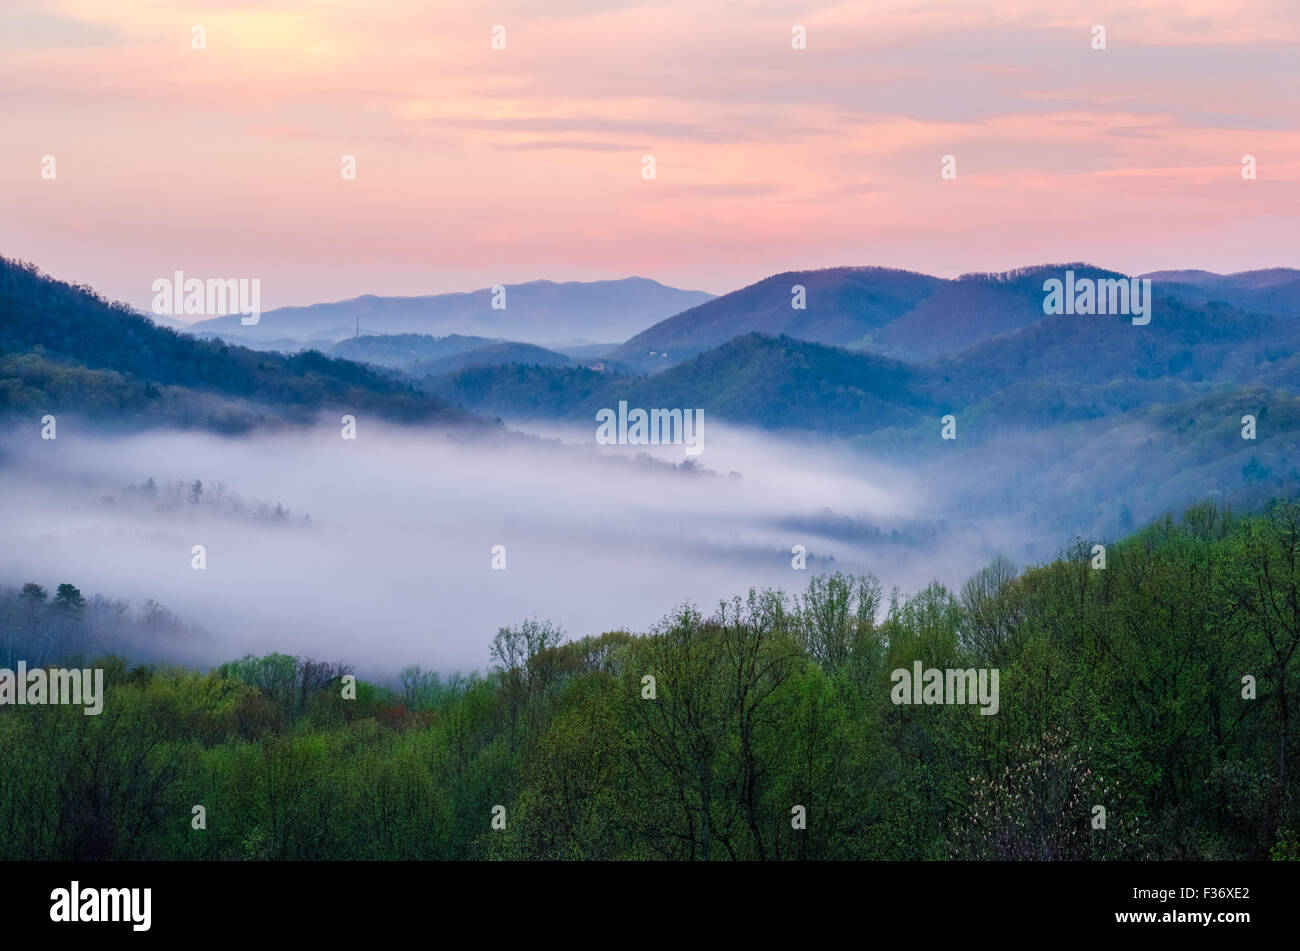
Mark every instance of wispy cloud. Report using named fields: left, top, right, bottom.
left=0, top=0, right=1295, bottom=308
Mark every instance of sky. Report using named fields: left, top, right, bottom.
left=2, top=0, right=1298, bottom=311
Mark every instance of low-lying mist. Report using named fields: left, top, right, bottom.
left=0, top=419, right=1085, bottom=675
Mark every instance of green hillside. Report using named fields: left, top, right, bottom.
left=424, top=332, right=935, bottom=435
left=609, top=266, right=944, bottom=372
left=0, top=257, right=473, bottom=432
left=2, top=498, right=1297, bottom=860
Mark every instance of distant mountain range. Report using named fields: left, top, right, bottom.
left=4, top=254, right=1298, bottom=456
left=4, top=252, right=1297, bottom=552
left=154, top=265, right=1300, bottom=378
left=610, top=265, right=1300, bottom=370
left=607, top=267, right=944, bottom=372
left=417, top=270, right=1300, bottom=450
left=1140, top=268, right=1300, bottom=318
left=175, top=277, right=715, bottom=348
left=413, top=310, right=1300, bottom=536
left=422, top=333, right=935, bottom=436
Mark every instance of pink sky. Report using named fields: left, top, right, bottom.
left=2, top=0, right=1297, bottom=311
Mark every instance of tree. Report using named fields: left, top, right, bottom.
left=20, top=582, right=47, bottom=607
left=1241, top=502, right=1300, bottom=799
left=398, top=665, right=437, bottom=710
left=958, top=555, right=1020, bottom=661
left=490, top=619, right=564, bottom=675
left=490, top=619, right=565, bottom=749
left=796, top=572, right=882, bottom=673
left=53, top=583, right=86, bottom=620
left=629, top=591, right=800, bottom=860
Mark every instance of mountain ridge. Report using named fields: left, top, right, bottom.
left=174, top=276, right=715, bottom=348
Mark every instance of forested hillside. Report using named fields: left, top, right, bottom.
left=1139, top=269, right=1300, bottom=318
left=868, top=264, right=1114, bottom=359
left=329, top=333, right=500, bottom=369
left=0, top=257, right=472, bottom=432
left=606, top=262, right=1295, bottom=369
left=422, top=333, right=936, bottom=434
left=422, top=326, right=1300, bottom=460
left=930, top=297, right=1300, bottom=403
left=609, top=266, right=944, bottom=371
left=2, top=499, right=1296, bottom=860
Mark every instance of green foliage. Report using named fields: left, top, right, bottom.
left=2, top=500, right=1297, bottom=859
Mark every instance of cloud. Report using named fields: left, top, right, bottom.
left=1, top=0, right=1295, bottom=305
left=0, top=7, right=128, bottom=49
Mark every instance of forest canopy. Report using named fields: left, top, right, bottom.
left=1, top=498, right=1296, bottom=861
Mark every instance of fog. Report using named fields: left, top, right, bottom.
left=0, top=420, right=1055, bottom=674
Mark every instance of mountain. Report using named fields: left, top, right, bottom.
left=411, top=342, right=576, bottom=376
left=424, top=333, right=937, bottom=435
left=869, top=264, right=1138, bottom=360
left=191, top=333, right=340, bottom=353
left=1141, top=267, right=1300, bottom=290
left=423, top=363, right=613, bottom=419
left=604, top=263, right=1164, bottom=370
left=0, top=257, right=472, bottom=432
left=328, top=333, right=575, bottom=376
left=329, top=333, right=500, bottom=369
left=416, top=323, right=1300, bottom=530
left=423, top=283, right=1300, bottom=443
left=929, top=296, right=1300, bottom=407
left=551, top=342, right=620, bottom=361
left=178, top=277, right=715, bottom=347
left=8, top=253, right=1298, bottom=445
left=1138, top=268, right=1300, bottom=318
left=610, top=332, right=935, bottom=434
left=607, top=263, right=1300, bottom=371
left=607, top=267, right=944, bottom=373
